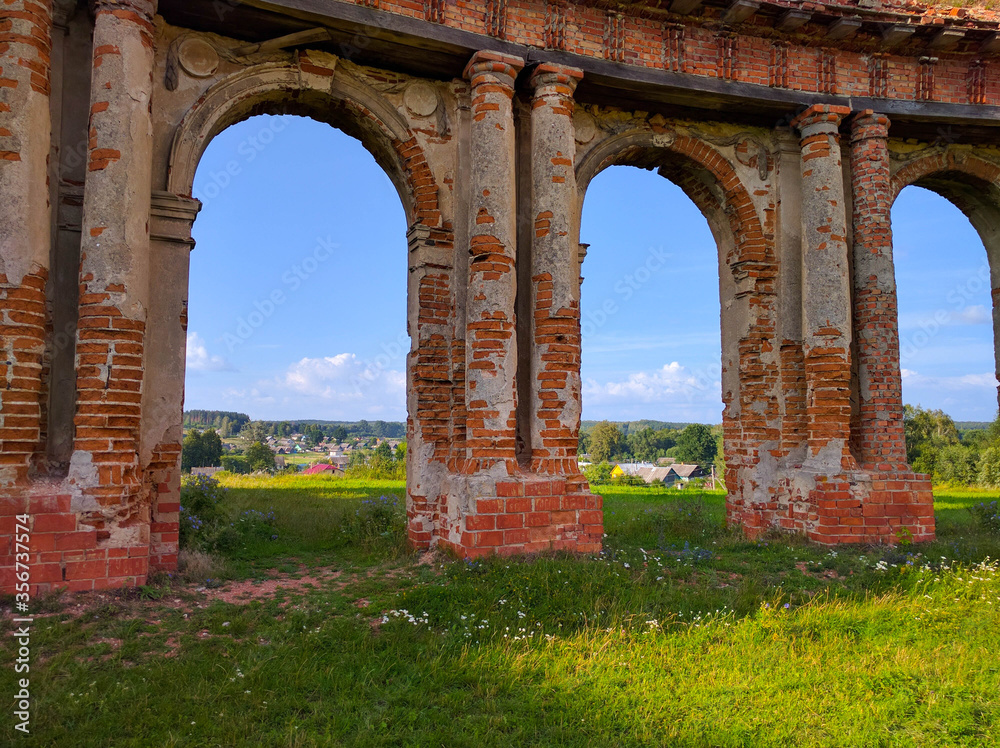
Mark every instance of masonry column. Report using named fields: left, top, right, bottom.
left=0, top=1, right=53, bottom=485
left=143, top=191, right=201, bottom=572
left=791, top=104, right=855, bottom=470
left=406, top=222, right=456, bottom=549
left=528, top=63, right=583, bottom=475
left=462, top=51, right=523, bottom=475
left=69, top=0, right=156, bottom=538
left=849, top=111, right=908, bottom=471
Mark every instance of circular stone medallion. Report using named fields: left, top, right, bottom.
left=573, top=110, right=597, bottom=144
left=177, top=37, right=220, bottom=78
left=403, top=81, right=439, bottom=118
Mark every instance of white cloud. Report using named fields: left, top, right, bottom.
left=225, top=353, right=405, bottom=419
left=186, top=332, right=233, bottom=372
left=583, top=362, right=720, bottom=406
left=900, top=369, right=998, bottom=389
left=952, top=305, right=992, bottom=325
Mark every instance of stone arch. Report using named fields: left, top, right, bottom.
left=167, top=60, right=442, bottom=229
left=890, top=149, right=1000, bottom=410
left=150, top=59, right=455, bottom=562
left=574, top=127, right=778, bottom=511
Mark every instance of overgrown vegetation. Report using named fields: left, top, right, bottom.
left=580, top=420, right=719, bottom=465
left=179, top=474, right=279, bottom=555
left=3, top=476, right=999, bottom=745
left=905, top=404, right=1000, bottom=486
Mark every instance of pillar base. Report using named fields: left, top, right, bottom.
left=431, top=473, right=603, bottom=558
left=731, top=465, right=935, bottom=545
left=0, top=480, right=152, bottom=596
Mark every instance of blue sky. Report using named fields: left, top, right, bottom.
left=184, top=115, right=998, bottom=424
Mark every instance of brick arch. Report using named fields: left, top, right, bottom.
left=890, top=151, right=1000, bottom=219
left=159, top=60, right=456, bottom=560
left=889, top=149, right=1000, bottom=416
left=167, top=60, right=442, bottom=229
left=575, top=128, right=779, bottom=516
left=576, top=130, right=773, bottom=270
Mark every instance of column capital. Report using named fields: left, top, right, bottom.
left=150, top=191, right=201, bottom=249
left=528, top=63, right=583, bottom=95
left=91, top=0, right=157, bottom=21
left=791, top=104, right=851, bottom=137
left=463, top=50, right=524, bottom=87
left=850, top=109, right=891, bottom=142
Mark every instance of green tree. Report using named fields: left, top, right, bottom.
left=240, top=420, right=269, bottom=445
left=395, top=442, right=407, bottom=462
left=219, top=416, right=232, bottom=438
left=904, top=405, right=960, bottom=476
left=201, top=428, right=223, bottom=467
left=588, top=421, right=623, bottom=464
left=583, top=461, right=613, bottom=484
left=935, top=443, right=976, bottom=485
left=332, top=426, right=347, bottom=443
left=713, top=431, right=726, bottom=487
left=626, top=428, right=658, bottom=462
left=181, top=430, right=205, bottom=472
left=245, top=441, right=275, bottom=472
left=371, top=442, right=394, bottom=473
left=221, top=455, right=250, bottom=474
left=675, top=424, right=717, bottom=466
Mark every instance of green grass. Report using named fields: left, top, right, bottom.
left=2, top=478, right=999, bottom=746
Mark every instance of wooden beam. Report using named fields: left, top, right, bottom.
left=231, top=27, right=333, bottom=55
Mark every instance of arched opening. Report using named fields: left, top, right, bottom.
left=889, top=161, right=1000, bottom=532
left=577, top=163, right=725, bottom=542
left=146, top=60, right=453, bottom=572
left=172, top=111, right=411, bottom=569
left=574, top=130, right=777, bottom=538
left=186, top=114, right=408, bottom=423
left=578, top=165, right=722, bottom=440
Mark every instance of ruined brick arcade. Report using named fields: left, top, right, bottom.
left=4, top=0, right=1000, bottom=593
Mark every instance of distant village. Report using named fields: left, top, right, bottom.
left=184, top=411, right=721, bottom=488
left=578, top=456, right=719, bottom=489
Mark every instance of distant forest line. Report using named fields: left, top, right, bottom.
left=183, top=410, right=406, bottom=439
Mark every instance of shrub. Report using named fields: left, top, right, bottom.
left=212, top=509, right=278, bottom=553
left=221, top=455, right=250, bottom=474
left=969, top=500, right=1000, bottom=535
left=179, top=474, right=226, bottom=547
left=583, top=461, right=613, bottom=484
left=339, top=495, right=405, bottom=549
left=180, top=474, right=278, bottom=552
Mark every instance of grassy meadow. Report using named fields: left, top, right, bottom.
left=2, top=476, right=999, bottom=746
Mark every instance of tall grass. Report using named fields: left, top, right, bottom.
left=2, top=477, right=999, bottom=746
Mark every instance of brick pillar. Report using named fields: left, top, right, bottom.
left=528, top=63, right=583, bottom=475
left=0, top=0, right=53, bottom=485
left=462, top=51, right=523, bottom=475
left=69, top=0, right=156, bottom=546
left=144, top=191, right=201, bottom=572
left=791, top=104, right=855, bottom=470
left=850, top=110, right=908, bottom=471
left=406, top=222, right=455, bottom=549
